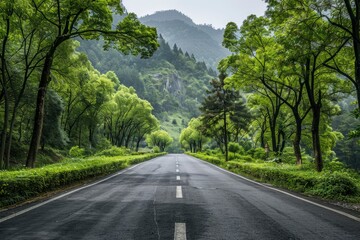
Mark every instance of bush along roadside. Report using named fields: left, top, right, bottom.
left=0, top=153, right=166, bottom=208
left=187, top=152, right=360, bottom=202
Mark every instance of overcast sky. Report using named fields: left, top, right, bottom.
left=122, top=0, right=268, bottom=29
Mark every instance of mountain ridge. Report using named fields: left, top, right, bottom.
left=139, top=10, right=229, bottom=69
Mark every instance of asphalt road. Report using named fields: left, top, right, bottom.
left=1, top=154, right=360, bottom=239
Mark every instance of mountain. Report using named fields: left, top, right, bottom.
left=77, top=10, right=230, bottom=151
left=139, top=10, right=230, bottom=69
left=77, top=35, right=216, bottom=152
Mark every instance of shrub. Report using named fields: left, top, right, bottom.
left=240, top=155, right=255, bottom=162
left=311, top=172, right=358, bottom=199
left=247, top=147, right=267, bottom=160
left=189, top=152, right=360, bottom=201
left=228, top=142, right=241, bottom=155
left=153, top=146, right=161, bottom=153
left=69, top=146, right=85, bottom=158
left=96, top=138, right=112, bottom=150
left=96, top=146, right=131, bottom=157
left=280, top=147, right=296, bottom=164
left=325, top=160, right=346, bottom=172
left=0, top=153, right=165, bottom=208
left=239, top=140, right=252, bottom=151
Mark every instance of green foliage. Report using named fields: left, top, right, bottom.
left=247, top=148, right=267, bottom=160
left=199, top=73, right=251, bottom=161
left=228, top=142, right=243, bottom=155
left=153, top=146, right=161, bottom=153
left=180, top=117, right=208, bottom=153
left=96, top=138, right=112, bottom=151
left=146, top=130, right=173, bottom=152
left=280, top=147, right=297, bottom=164
left=0, top=153, right=165, bottom=207
left=79, top=34, right=214, bottom=118
left=190, top=152, right=360, bottom=201
left=188, top=153, right=223, bottom=166
left=69, top=146, right=85, bottom=158
left=311, top=172, right=358, bottom=199
left=96, top=146, right=130, bottom=157
left=0, top=0, right=163, bottom=168
left=42, top=90, right=68, bottom=148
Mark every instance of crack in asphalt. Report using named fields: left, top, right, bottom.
left=153, top=186, right=161, bottom=240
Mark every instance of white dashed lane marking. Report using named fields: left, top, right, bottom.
left=174, top=223, right=187, bottom=240
left=176, top=186, right=183, bottom=198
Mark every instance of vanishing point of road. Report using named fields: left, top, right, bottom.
left=1, top=154, right=360, bottom=239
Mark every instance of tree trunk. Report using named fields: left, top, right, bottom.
left=26, top=73, right=49, bottom=167
left=351, top=7, right=360, bottom=111
left=312, top=105, right=323, bottom=172
left=26, top=51, right=54, bottom=167
left=293, top=118, right=302, bottom=165
left=78, top=124, right=82, bottom=147
left=270, top=120, right=278, bottom=153
left=0, top=91, right=9, bottom=169
left=279, top=130, right=286, bottom=153
left=136, top=139, right=141, bottom=152
left=223, top=110, right=229, bottom=161
left=0, top=17, right=10, bottom=169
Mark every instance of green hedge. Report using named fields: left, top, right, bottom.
left=0, top=153, right=165, bottom=208
left=188, top=152, right=359, bottom=201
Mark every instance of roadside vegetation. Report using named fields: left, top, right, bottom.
left=189, top=151, right=360, bottom=202
left=0, top=151, right=165, bottom=208
left=180, top=1, right=360, bottom=204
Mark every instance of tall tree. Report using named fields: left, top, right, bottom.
left=265, top=0, right=348, bottom=171
left=200, top=73, right=246, bottom=161
left=221, top=16, right=313, bottom=164
left=312, top=0, right=360, bottom=110
left=25, top=0, right=159, bottom=167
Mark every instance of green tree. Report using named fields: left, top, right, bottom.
left=200, top=73, right=248, bottom=161
left=102, top=85, right=159, bottom=149
left=311, top=0, right=360, bottom=110
left=26, top=0, right=159, bottom=167
left=221, top=16, right=311, bottom=164
left=266, top=0, right=349, bottom=171
left=180, top=117, right=208, bottom=152
left=146, top=130, right=173, bottom=152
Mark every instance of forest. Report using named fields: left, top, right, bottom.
left=2, top=0, right=360, bottom=203
left=182, top=0, right=360, bottom=173
left=0, top=0, right=172, bottom=170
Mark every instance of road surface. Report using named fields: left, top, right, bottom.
left=0, top=154, right=360, bottom=239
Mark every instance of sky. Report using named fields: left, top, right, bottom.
left=122, top=0, right=268, bottom=29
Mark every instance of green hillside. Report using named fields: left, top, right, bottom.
left=140, top=10, right=229, bottom=69
left=78, top=36, right=216, bottom=152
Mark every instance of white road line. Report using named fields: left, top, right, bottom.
left=176, top=164, right=179, bottom=168
left=176, top=169, right=179, bottom=173
left=176, top=186, right=183, bottom=198
left=0, top=162, right=146, bottom=223
left=176, top=176, right=181, bottom=181
left=174, top=223, right=187, bottom=240
left=189, top=156, right=360, bottom=222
